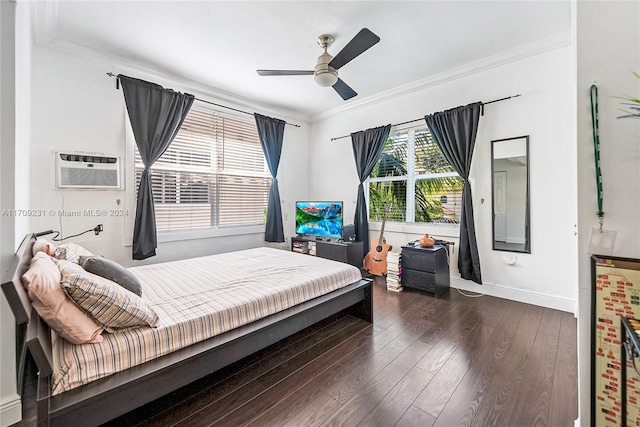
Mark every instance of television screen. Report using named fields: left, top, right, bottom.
left=296, top=201, right=343, bottom=240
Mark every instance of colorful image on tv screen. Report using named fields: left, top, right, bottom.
left=295, top=201, right=343, bottom=239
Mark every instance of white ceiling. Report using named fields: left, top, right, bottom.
left=41, top=1, right=571, bottom=119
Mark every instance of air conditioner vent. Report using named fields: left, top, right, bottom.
left=55, top=152, right=121, bottom=189
left=59, top=153, right=118, bottom=164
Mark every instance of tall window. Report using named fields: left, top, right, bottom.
left=368, top=127, right=463, bottom=223
left=134, top=109, right=271, bottom=232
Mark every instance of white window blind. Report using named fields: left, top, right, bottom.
left=134, top=109, right=270, bottom=232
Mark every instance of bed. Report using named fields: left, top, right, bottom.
left=2, top=234, right=372, bottom=427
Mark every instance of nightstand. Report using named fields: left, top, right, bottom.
left=400, top=245, right=450, bottom=297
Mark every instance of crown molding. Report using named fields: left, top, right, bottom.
left=34, top=25, right=570, bottom=126
left=37, top=38, right=310, bottom=125
left=311, top=30, right=572, bottom=123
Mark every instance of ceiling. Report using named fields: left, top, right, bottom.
left=40, top=1, right=571, bottom=120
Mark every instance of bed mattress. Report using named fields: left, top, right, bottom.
left=51, top=247, right=362, bottom=394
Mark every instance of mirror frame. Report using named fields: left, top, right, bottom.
left=491, top=135, right=530, bottom=254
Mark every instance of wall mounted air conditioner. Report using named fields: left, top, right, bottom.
left=55, top=152, right=122, bottom=189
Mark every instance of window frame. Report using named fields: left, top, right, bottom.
left=126, top=105, right=271, bottom=244
left=365, top=124, right=462, bottom=227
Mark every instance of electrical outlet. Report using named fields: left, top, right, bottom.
left=504, top=255, right=517, bottom=265
left=283, top=212, right=289, bottom=220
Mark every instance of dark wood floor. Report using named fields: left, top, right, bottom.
left=15, top=279, right=578, bottom=427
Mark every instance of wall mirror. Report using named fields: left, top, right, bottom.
left=491, top=135, right=530, bottom=253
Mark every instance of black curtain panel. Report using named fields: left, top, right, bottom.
left=254, top=113, right=286, bottom=242
left=351, top=124, right=392, bottom=254
left=425, top=102, right=483, bottom=284
left=119, top=75, right=194, bottom=260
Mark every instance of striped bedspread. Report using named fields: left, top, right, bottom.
left=51, top=247, right=362, bottom=395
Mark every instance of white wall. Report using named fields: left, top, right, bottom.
left=28, top=46, right=310, bottom=267
left=575, top=2, right=640, bottom=426
left=310, top=44, right=577, bottom=312
left=0, top=0, right=34, bottom=424
left=0, top=1, right=23, bottom=424
left=14, top=1, right=31, bottom=248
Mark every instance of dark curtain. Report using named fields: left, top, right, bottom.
left=351, top=125, right=392, bottom=254
left=254, top=113, right=286, bottom=242
left=425, top=102, right=483, bottom=283
left=119, top=75, right=194, bottom=260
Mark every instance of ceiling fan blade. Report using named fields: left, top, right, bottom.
left=256, top=70, right=314, bottom=76
left=332, top=78, right=357, bottom=100
left=329, top=28, right=380, bottom=70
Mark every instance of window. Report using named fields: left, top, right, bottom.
left=134, top=109, right=271, bottom=232
left=368, top=128, right=463, bottom=223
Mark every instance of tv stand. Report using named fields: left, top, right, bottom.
left=291, top=236, right=363, bottom=268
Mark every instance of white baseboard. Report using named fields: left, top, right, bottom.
left=0, top=394, right=21, bottom=427
left=574, top=418, right=580, bottom=427
left=451, top=277, right=577, bottom=313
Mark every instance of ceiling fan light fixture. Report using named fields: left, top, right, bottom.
left=314, top=70, right=338, bottom=87
left=256, top=28, right=380, bottom=100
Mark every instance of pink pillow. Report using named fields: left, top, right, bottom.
left=22, top=252, right=103, bottom=344
left=32, top=238, right=54, bottom=256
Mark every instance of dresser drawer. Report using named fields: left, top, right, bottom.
left=401, top=249, right=437, bottom=272
left=401, top=268, right=437, bottom=292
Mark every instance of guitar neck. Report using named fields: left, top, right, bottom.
left=378, top=206, right=389, bottom=242
left=378, top=218, right=386, bottom=242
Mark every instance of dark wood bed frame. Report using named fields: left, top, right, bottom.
left=2, top=234, right=373, bottom=427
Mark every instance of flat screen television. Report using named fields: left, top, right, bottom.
left=295, top=201, right=343, bottom=240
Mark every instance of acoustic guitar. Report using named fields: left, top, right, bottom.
left=364, top=203, right=393, bottom=276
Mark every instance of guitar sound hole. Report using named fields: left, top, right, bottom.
left=376, top=246, right=383, bottom=252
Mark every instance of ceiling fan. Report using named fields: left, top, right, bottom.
left=256, top=28, right=380, bottom=101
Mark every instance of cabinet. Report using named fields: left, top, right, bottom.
left=400, top=245, right=450, bottom=297
left=291, top=236, right=363, bottom=268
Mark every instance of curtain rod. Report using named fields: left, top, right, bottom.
left=329, top=94, right=521, bottom=141
left=106, top=72, right=300, bottom=128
